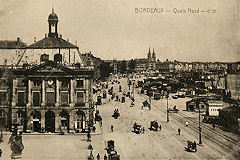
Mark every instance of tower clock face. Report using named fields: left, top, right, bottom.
left=47, top=80, right=54, bottom=87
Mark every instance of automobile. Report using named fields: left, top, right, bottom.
left=178, top=94, right=185, bottom=98
left=185, top=140, right=197, bottom=152
left=154, top=93, right=161, bottom=100
left=172, top=95, right=178, bottom=99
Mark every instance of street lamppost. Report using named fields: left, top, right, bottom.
left=128, top=79, right=131, bottom=91
left=197, top=99, right=202, bottom=145
left=132, top=80, right=135, bottom=106
left=166, top=91, right=169, bottom=122
left=149, top=94, right=151, bottom=110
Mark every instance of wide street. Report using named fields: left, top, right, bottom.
left=1, top=76, right=240, bottom=160
left=94, top=76, right=240, bottom=159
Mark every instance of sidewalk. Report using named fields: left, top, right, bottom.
left=1, top=122, right=102, bottom=136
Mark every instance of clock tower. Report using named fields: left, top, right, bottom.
left=48, top=7, right=59, bottom=38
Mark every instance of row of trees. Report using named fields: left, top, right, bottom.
left=98, top=59, right=136, bottom=81
left=99, top=61, right=114, bottom=81
left=118, top=59, right=136, bottom=74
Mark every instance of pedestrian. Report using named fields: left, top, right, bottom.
left=19, top=131, right=23, bottom=141
left=178, top=128, right=181, bottom=135
left=159, top=125, right=162, bottom=131
left=41, top=127, right=45, bottom=133
left=212, top=124, right=215, bottom=130
left=185, top=121, right=189, bottom=127
left=93, top=126, right=96, bottom=133
left=0, top=148, right=2, bottom=157
left=87, top=131, right=91, bottom=142
left=89, top=151, right=94, bottom=159
left=96, top=153, right=100, bottom=160
left=194, top=141, right=197, bottom=151
left=0, top=130, right=3, bottom=143
left=111, top=125, right=114, bottom=132
left=104, top=154, right=107, bottom=160
left=142, top=127, right=145, bottom=133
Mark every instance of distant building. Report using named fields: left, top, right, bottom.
left=0, top=38, right=27, bottom=66
left=205, top=101, right=223, bottom=117
left=0, top=38, right=26, bottom=49
left=186, top=99, right=206, bottom=111
left=147, top=46, right=156, bottom=72
left=135, top=58, right=148, bottom=73
left=227, top=62, right=240, bottom=74
left=82, top=52, right=102, bottom=80
left=157, top=60, right=175, bottom=73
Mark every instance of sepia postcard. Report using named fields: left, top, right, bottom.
left=0, top=0, right=239, bottom=160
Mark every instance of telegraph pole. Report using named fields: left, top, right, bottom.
left=132, top=80, right=135, bottom=106
left=149, top=94, right=151, bottom=110
left=166, top=92, right=169, bottom=122
left=197, top=99, right=202, bottom=145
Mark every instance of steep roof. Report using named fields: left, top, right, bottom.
left=0, top=40, right=27, bottom=49
left=13, top=60, right=93, bottom=77
left=27, top=36, right=78, bottom=49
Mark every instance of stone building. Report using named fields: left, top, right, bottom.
left=157, top=60, right=175, bottom=73
left=0, top=9, right=94, bottom=133
left=134, top=46, right=156, bottom=73
left=11, top=59, right=93, bottom=133
left=134, top=58, right=148, bottom=73
left=147, top=46, right=156, bottom=72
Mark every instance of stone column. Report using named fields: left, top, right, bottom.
left=41, top=110, right=45, bottom=129
left=55, top=112, right=60, bottom=132
left=27, top=80, right=32, bottom=107
left=85, top=79, right=89, bottom=103
left=69, top=110, right=75, bottom=132
left=55, top=79, right=60, bottom=107
left=12, top=79, right=17, bottom=107
left=27, top=111, right=32, bottom=132
left=41, top=79, right=45, bottom=107
left=70, top=79, right=75, bottom=107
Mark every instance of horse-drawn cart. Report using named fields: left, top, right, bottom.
left=96, top=96, right=102, bottom=105
left=149, top=121, right=159, bottom=131
left=184, top=140, right=197, bottom=152
left=112, top=109, right=120, bottom=119
left=169, top=106, right=179, bottom=113
left=142, top=100, right=151, bottom=110
left=133, top=122, right=142, bottom=134
left=105, top=140, right=120, bottom=160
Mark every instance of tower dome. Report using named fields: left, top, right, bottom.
left=48, top=12, right=58, bottom=20
left=48, top=8, right=58, bottom=21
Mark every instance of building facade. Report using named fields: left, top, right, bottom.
left=10, top=59, right=94, bottom=133
left=0, top=9, right=94, bottom=133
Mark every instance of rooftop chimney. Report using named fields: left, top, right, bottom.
left=16, top=37, right=20, bottom=45
left=34, top=37, right=36, bottom=43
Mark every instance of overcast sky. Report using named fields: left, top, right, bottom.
left=0, top=0, right=239, bottom=62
